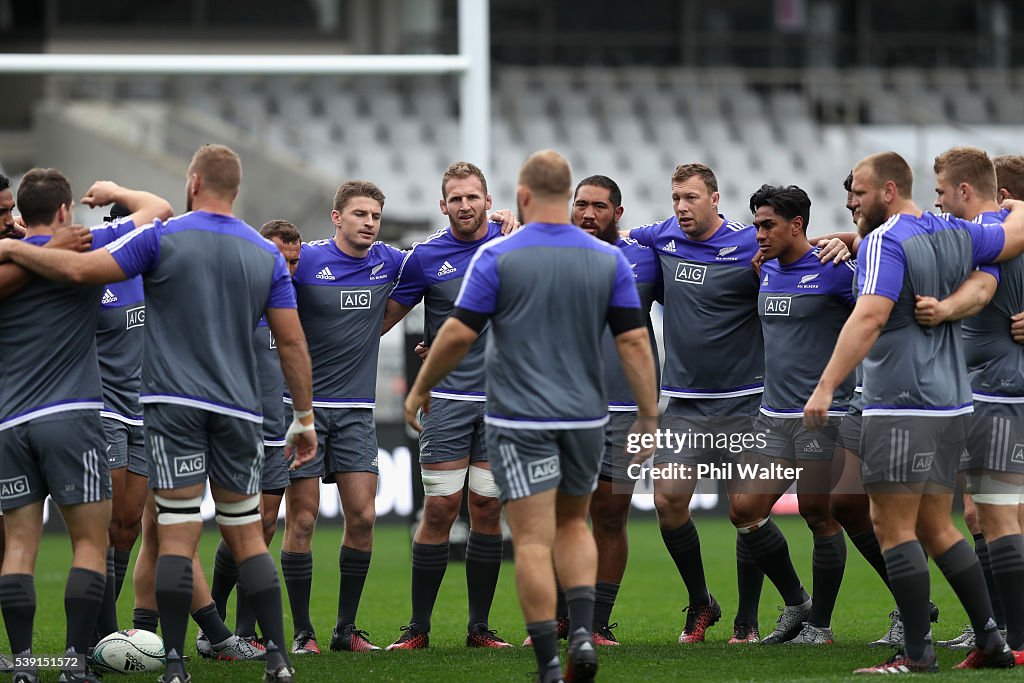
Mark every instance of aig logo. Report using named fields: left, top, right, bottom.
left=269, top=332, right=277, bottom=350
left=126, top=306, right=145, bottom=329
left=0, top=475, right=30, bottom=499
left=528, top=455, right=560, bottom=484
left=764, top=295, right=791, bottom=316
left=341, top=290, right=372, bottom=310
left=674, top=262, right=707, bottom=285
left=912, top=452, right=934, bottom=473
left=174, top=453, right=206, bottom=477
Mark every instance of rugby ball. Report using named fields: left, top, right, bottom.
left=91, top=629, right=165, bottom=674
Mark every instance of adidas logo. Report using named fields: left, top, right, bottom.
left=803, top=439, right=822, bottom=453
left=315, top=266, right=336, bottom=281
left=437, top=260, right=457, bottom=277
left=762, top=274, right=769, bottom=285
left=101, top=288, right=118, bottom=304
left=664, top=239, right=677, bottom=253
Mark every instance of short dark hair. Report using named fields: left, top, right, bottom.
left=333, top=180, right=386, bottom=213
left=0, top=174, right=10, bottom=193
left=574, top=175, right=622, bottom=207
left=749, top=184, right=811, bottom=231
left=843, top=172, right=853, bottom=193
left=189, top=144, right=242, bottom=198
left=993, top=155, right=1024, bottom=201
left=17, top=168, right=73, bottom=226
left=672, top=163, right=718, bottom=194
left=260, top=219, right=301, bottom=243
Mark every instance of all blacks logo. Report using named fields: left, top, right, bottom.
left=0, top=475, right=30, bottom=499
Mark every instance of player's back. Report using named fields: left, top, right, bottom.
left=859, top=212, right=981, bottom=412
left=108, top=210, right=289, bottom=419
left=471, top=223, right=628, bottom=424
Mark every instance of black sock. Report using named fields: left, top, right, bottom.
left=974, top=533, right=1005, bottom=630
left=565, top=585, right=595, bottom=638
left=735, top=535, right=764, bottom=625
left=281, top=550, right=314, bottom=634
left=210, top=541, right=238, bottom=621
left=409, top=542, right=448, bottom=633
left=937, top=539, right=1003, bottom=653
left=593, top=581, right=620, bottom=630
left=849, top=528, right=892, bottom=590
left=661, top=519, right=710, bottom=606
left=337, top=546, right=371, bottom=629
left=66, top=567, right=107, bottom=654
left=884, top=541, right=933, bottom=661
left=809, top=531, right=846, bottom=628
left=191, top=601, right=233, bottom=645
left=738, top=521, right=807, bottom=606
left=237, top=553, right=290, bottom=668
left=555, top=584, right=568, bottom=620
left=133, top=607, right=159, bottom=633
left=465, top=531, right=502, bottom=629
left=989, top=534, right=1024, bottom=650
left=113, top=548, right=132, bottom=599
left=235, top=584, right=257, bottom=637
left=155, top=555, right=193, bottom=659
left=526, top=620, right=560, bottom=681
left=96, top=548, right=119, bottom=640
left=0, top=574, right=36, bottom=654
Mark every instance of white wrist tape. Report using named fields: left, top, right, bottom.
left=286, top=410, right=316, bottom=446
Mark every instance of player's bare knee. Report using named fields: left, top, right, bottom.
left=653, top=492, right=690, bottom=526
left=344, top=508, right=376, bottom=541
left=421, top=494, right=461, bottom=532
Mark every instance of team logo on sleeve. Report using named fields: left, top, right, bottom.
left=341, top=290, right=372, bottom=309
left=528, top=456, right=560, bottom=484
left=126, top=306, right=145, bottom=329
left=763, top=295, right=791, bottom=316
left=0, top=476, right=30, bottom=500
left=674, top=262, right=706, bottom=285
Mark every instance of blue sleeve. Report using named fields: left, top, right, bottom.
left=89, top=217, right=138, bottom=249
left=389, top=248, right=427, bottom=306
left=858, top=230, right=905, bottom=302
left=628, top=223, right=657, bottom=247
left=836, top=260, right=858, bottom=307
left=266, top=252, right=297, bottom=309
left=455, top=245, right=499, bottom=315
left=106, top=221, right=160, bottom=278
left=960, top=216, right=1007, bottom=266
left=977, top=263, right=1001, bottom=283
left=610, top=250, right=642, bottom=308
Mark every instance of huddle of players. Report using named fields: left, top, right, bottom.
left=2, top=141, right=1024, bottom=682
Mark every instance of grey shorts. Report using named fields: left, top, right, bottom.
left=419, top=398, right=487, bottom=465
left=860, top=414, right=966, bottom=488
left=487, top=424, right=604, bottom=502
left=288, top=408, right=378, bottom=481
left=0, top=410, right=111, bottom=510
left=145, top=403, right=263, bottom=495
left=751, top=414, right=839, bottom=462
left=103, top=418, right=148, bottom=477
left=654, top=394, right=760, bottom=465
left=836, top=404, right=862, bottom=452
left=962, top=402, right=1024, bottom=474
left=261, top=444, right=290, bottom=492
left=600, top=411, right=637, bottom=484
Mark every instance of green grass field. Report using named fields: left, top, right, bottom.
left=25, top=516, right=1019, bottom=681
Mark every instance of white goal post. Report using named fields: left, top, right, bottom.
left=0, top=0, right=491, bottom=173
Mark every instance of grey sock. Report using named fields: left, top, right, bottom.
left=884, top=541, right=933, bottom=662
left=937, top=539, right=1003, bottom=654
left=989, top=534, right=1024, bottom=650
